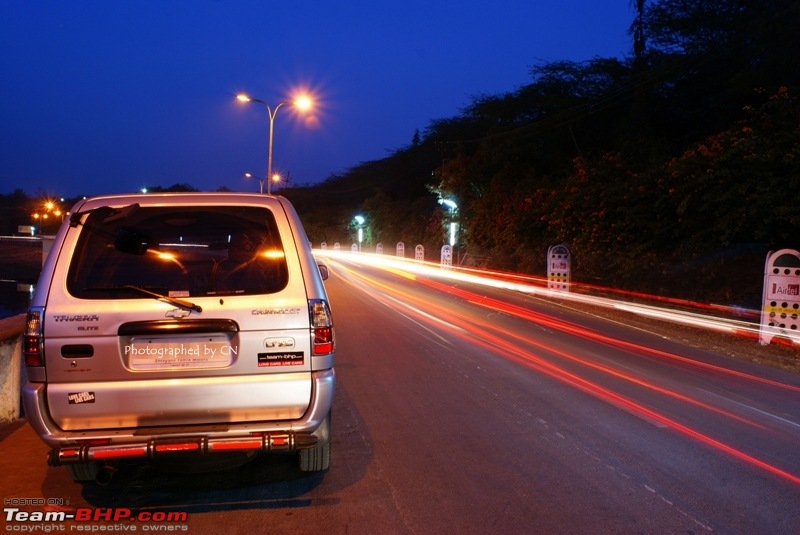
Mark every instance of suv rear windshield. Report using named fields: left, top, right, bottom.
left=67, top=205, right=289, bottom=299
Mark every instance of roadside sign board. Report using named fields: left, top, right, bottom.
left=441, top=245, right=452, bottom=268
left=760, top=248, right=800, bottom=345
left=547, top=244, right=570, bottom=292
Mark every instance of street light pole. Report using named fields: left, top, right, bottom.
left=237, top=93, right=312, bottom=195
left=240, top=97, right=284, bottom=194
left=265, top=101, right=284, bottom=195
left=244, top=172, right=266, bottom=194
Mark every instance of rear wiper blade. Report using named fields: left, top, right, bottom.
left=123, top=285, right=203, bottom=313
left=70, top=203, right=140, bottom=227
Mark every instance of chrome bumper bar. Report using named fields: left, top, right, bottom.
left=47, top=432, right=317, bottom=466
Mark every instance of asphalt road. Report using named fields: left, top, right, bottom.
left=2, top=254, right=799, bottom=534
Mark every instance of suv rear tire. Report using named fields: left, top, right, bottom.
left=67, top=461, right=103, bottom=483
left=299, top=411, right=331, bottom=472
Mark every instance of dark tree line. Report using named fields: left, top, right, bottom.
left=287, top=0, right=800, bottom=307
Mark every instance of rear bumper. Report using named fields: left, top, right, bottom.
left=48, top=431, right=317, bottom=466
left=22, top=369, right=335, bottom=465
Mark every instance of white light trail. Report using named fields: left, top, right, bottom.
left=315, top=249, right=789, bottom=346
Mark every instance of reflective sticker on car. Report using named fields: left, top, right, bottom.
left=257, top=352, right=304, bottom=367
left=67, top=392, right=96, bottom=404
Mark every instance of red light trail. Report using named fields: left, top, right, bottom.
left=322, top=252, right=800, bottom=487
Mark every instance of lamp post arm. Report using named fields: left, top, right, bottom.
left=266, top=101, right=290, bottom=195
left=239, top=96, right=294, bottom=195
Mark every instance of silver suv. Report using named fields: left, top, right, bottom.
left=22, top=193, right=335, bottom=482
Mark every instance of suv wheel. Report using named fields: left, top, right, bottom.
left=299, top=411, right=331, bottom=472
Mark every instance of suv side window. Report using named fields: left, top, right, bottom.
left=67, top=205, right=289, bottom=298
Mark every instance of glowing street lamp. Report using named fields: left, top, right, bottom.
left=439, top=199, right=458, bottom=211
left=294, top=95, right=312, bottom=111
left=236, top=92, right=313, bottom=194
left=438, top=198, right=459, bottom=247
left=354, top=215, right=365, bottom=252
left=244, top=172, right=266, bottom=194
left=244, top=172, right=283, bottom=194
left=31, top=198, right=65, bottom=233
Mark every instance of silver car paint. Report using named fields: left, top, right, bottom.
left=23, top=192, right=335, bottom=455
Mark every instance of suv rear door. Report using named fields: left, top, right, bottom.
left=40, top=196, right=315, bottom=431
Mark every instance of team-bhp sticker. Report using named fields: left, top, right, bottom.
left=257, top=352, right=304, bottom=367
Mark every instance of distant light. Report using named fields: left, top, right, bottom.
left=354, top=215, right=365, bottom=225
left=141, top=188, right=148, bottom=194
left=236, top=94, right=251, bottom=103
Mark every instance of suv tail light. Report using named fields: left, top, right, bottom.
left=24, top=307, right=45, bottom=368
left=309, top=299, right=334, bottom=355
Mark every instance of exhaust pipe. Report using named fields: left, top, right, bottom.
left=95, top=464, right=117, bottom=486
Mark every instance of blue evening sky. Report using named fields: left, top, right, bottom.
left=1, top=1, right=634, bottom=198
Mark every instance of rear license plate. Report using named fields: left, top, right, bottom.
left=126, top=335, right=236, bottom=370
